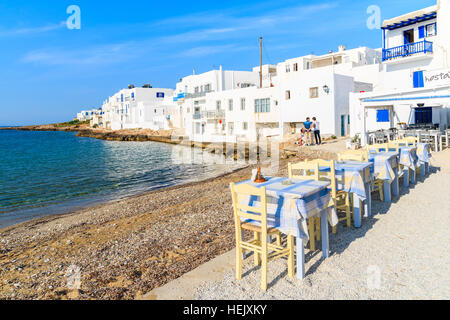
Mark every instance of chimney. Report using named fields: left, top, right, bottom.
left=338, top=45, right=347, bottom=52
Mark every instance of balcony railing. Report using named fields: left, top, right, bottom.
left=204, top=110, right=225, bottom=119
left=193, top=110, right=225, bottom=120
left=382, top=40, right=433, bottom=62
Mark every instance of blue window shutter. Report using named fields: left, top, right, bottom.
left=377, top=110, right=390, bottom=122
left=418, top=26, right=425, bottom=39
left=418, top=71, right=424, bottom=87
left=413, top=72, right=419, bottom=88
left=413, top=71, right=424, bottom=88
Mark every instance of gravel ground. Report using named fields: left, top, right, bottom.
left=0, top=145, right=333, bottom=300
left=195, top=149, right=450, bottom=300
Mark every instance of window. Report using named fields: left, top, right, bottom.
left=240, top=98, right=246, bottom=111
left=216, top=101, right=221, bottom=111
left=228, top=99, right=233, bottom=111
left=194, top=87, right=199, bottom=93
left=293, top=63, right=298, bottom=72
left=205, top=84, right=211, bottom=92
left=426, top=23, right=436, bottom=37
left=228, top=122, right=234, bottom=135
left=376, top=110, right=390, bottom=123
left=243, top=122, right=248, bottom=130
left=286, top=90, right=291, bottom=100
left=310, top=87, right=319, bottom=99
left=255, top=98, right=271, bottom=113
left=286, top=64, right=291, bottom=73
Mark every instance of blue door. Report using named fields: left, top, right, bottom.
left=415, top=107, right=432, bottom=124
left=341, top=115, right=346, bottom=136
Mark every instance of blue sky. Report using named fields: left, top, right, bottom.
left=0, top=0, right=436, bottom=125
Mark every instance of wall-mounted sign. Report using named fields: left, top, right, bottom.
left=157, top=92, right=165, bottom=98
left=423, top=68, right=450, bottom=87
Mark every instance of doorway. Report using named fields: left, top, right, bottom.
left=415, top=107, right=432, bottom=124
left=341, top=115, right=346, bottom=137
left=403, top=29, right=414, bottom=44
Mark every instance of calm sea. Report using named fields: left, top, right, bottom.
left=0, top=130, right=242, bottom=229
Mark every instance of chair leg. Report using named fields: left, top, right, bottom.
left=261, top=235, right=268, bottom=291
left=315, top=217, right=321, bottom=241
left=236, top=243, right=242, bottom=281
left=276, top=233, right=282, bottom=246
left=254, top=232, right=261, bottom=267
left=345, top=195, right=351, bottom=228
left=378, top=183, right=384, bottom=202
left=287, top=235, right=295, bottom=278
left=308, top=219, right=316, bottom=251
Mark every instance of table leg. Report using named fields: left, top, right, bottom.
left=410, top=168, right=416, bottom=184
left=383, top=181, right=392, bottom=203
left=392, top=170, right=400, bottom=197
left=320, top=210, right=329, bottom=259
left=364, top=182, right=372, bottom=217
left=296, top=237, right=305, bottom=280
left=420, top=162, right=425, bottom=178
left=403, top=168, right=410, bottom=187
left=353, top=193, right=362, bottom=228
left=435, top=135, right=439, bottom=152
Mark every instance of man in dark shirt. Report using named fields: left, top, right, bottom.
left=303, top=117, right=312, bottom=146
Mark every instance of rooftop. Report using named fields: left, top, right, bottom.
left=382, top=5, right=437, bottom=30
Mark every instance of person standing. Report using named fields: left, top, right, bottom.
left=303, top=117, right=313, bottom=146
left=312, top=117, right=322, bottom=145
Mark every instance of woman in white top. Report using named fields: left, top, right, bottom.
left=312, top=117, right=322, bottom=145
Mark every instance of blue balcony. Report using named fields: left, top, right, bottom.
left=382, top=40, right=433, bottom=62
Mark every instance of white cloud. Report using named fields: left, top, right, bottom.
left=0, top=21, right=66, bottom=37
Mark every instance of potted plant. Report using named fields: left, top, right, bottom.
left=349, top=134, right=360, bottom=150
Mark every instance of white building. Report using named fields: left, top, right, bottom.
left=101, top=85, right=177, bottom=131
left=179, top=47, right=381, bottom=143
left=76, top=109, right=100, bottom=122
left=350, top=0, right=450, bottom=145
left=174, top=67, right=260, bottom=142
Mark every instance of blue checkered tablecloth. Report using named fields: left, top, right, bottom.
left=319, top=162, right=373, bottom=200
left=235, top=177, right=338, bottom=240
left=399, top=146, right=418, bottom=170
left=368, top=152, right=398, bottom=182
left=417, top=143, right=432, bottom=163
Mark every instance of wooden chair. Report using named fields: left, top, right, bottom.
left=364, top=145, right=385, bottom=201
left=366, top=143, right=389, bottom=153
left=311, top=159, right=352, bottom=235
left=387, top=142, right=400, bottom=153
left=288, top=161, right=319, bottom=181
left=340, top=149, right=369, bottom=161
left=230, top=183, right=295, bottom=291
left=338, top=152, right=364, bottom=162
left=288, top=161, right=321, bottom=251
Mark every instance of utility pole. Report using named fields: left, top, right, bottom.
left=259, top=37, right=263, bottom=88
left=254, top=36, right=266, bottom=184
